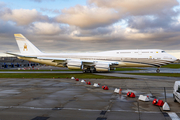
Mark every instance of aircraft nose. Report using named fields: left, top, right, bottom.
left=172, top=56, right=177, bottom=61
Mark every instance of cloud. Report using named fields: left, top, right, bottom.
left=0, top=2, right=6, bottom=8
left=86, top=0, right=179, bottom=33
left=0, top=20, right=28, bottom=35
left=0, top=21, right=180, bottom=58
left=30, top=0, right=55, bottom=3
left=55, top=5, right=120, bottom=29
left=40, top=8, right=60, bottom=14
left=30, top=22, right=61, bottom=35
left=127, top=16, right=172, bottom=32
left=126, top=9, right=180, bottom=33
left=54, top=0, right=179, bottom=30
left=88, top=0, right=178, bottom=16
left=0, top=8, right=49, bottom=25
left=0, top=0, right=180, bottom=58
left=68, top=26, right=114, bottom=38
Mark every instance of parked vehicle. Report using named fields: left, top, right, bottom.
left=173, top=81, right=180, bottom=102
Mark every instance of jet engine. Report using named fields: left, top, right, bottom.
left=67, top=61, right=82, bottom=69
left=95, top=63, right=110, bottom=72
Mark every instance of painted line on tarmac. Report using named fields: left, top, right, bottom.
left=1, top=105, right=180, bottom=116
left=0, top=105, right=167, bottom=113
left=168, top=112, right=180, bottom=120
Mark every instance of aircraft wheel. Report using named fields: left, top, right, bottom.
left=83, top=68, right=91, bottom=73
left=173, top=94, right=177, bottom=102
left=156, top=69, right=160, bottom=73
left=83, top=70, right=87, bottom=73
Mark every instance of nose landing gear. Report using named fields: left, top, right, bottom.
left=156, top=67, right=160, bottom=73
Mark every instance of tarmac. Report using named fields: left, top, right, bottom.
left=0, top=75, right=179, bottom=120
left=0, top=66, right=180, bottom=120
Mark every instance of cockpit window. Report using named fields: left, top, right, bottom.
left=161, top=51, right=166, bottom=53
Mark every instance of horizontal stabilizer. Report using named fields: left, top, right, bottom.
left=6, top=52, right=37, bottom=58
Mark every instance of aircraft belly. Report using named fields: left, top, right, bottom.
left=117, top=62, right=152, bottom=67
left=18, top=57, right=64, bottom=67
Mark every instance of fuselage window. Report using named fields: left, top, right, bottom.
left=142, top=52, right=149, bottom=53
left=120, top=52, right=131, bottom=54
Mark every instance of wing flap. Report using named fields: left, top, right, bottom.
left=37, top=57, right=69, bottom=63
left=37, top=57, right=67, bottom=61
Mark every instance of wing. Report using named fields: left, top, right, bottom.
left=6, top=52, right=119, bottom=71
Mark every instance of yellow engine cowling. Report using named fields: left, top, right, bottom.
left=95, top=64, right=110, bottom=72
left=67, top=61, right=82, bottom=70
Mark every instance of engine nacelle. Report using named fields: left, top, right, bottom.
left=67, top=61, right=82, bottom=70
left=95, top=63, right=110, bottom=72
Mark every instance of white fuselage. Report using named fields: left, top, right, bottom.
left=9, top=34, right=177, bottom=72
left=18, top=49, right=177, bottom=69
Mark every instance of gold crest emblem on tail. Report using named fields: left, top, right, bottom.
left=23, top=43, right=28, bottom=51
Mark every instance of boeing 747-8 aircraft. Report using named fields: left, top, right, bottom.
left=6, top=34, right=177, bottom=73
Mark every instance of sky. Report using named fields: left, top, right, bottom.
left=0, top=0, right=180, bottom=58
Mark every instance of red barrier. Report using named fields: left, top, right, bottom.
left=102, top=86, right=109, bottom=90
left=119, top=88, right=122, bottom=94
left=127, top=92, right=130, bottom=96
left=157, top=100, right=164, bottom=107
left=104, top=86, right=109, bottom=90
left=127, top=92, right=135, bottom=98
left=87, top=82, right=91, bottom=85
left=152, top=99, right=164, bottom=107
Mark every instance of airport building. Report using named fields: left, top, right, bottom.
left=0, top=57, right=39, bottom=68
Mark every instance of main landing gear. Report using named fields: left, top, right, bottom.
left=83, top=67, right=96, bottom=73
left=83, top=68, right=90, bottom=73
left=156, top=67, right=160, bottom=73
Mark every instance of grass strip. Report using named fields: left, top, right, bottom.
left=124, top=73, right=180, bottom=77
left=161, top=64, right=180, bottom=69
left=0, top=73, right=135, bottom=79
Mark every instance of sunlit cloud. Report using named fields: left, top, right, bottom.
left=30, top=22, right=61, bottom=35
left=0, top=0, right=179, bottom=59
left=88, top=0, right=178, bottom=15
left=55, top=5, right=120, bottom=29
